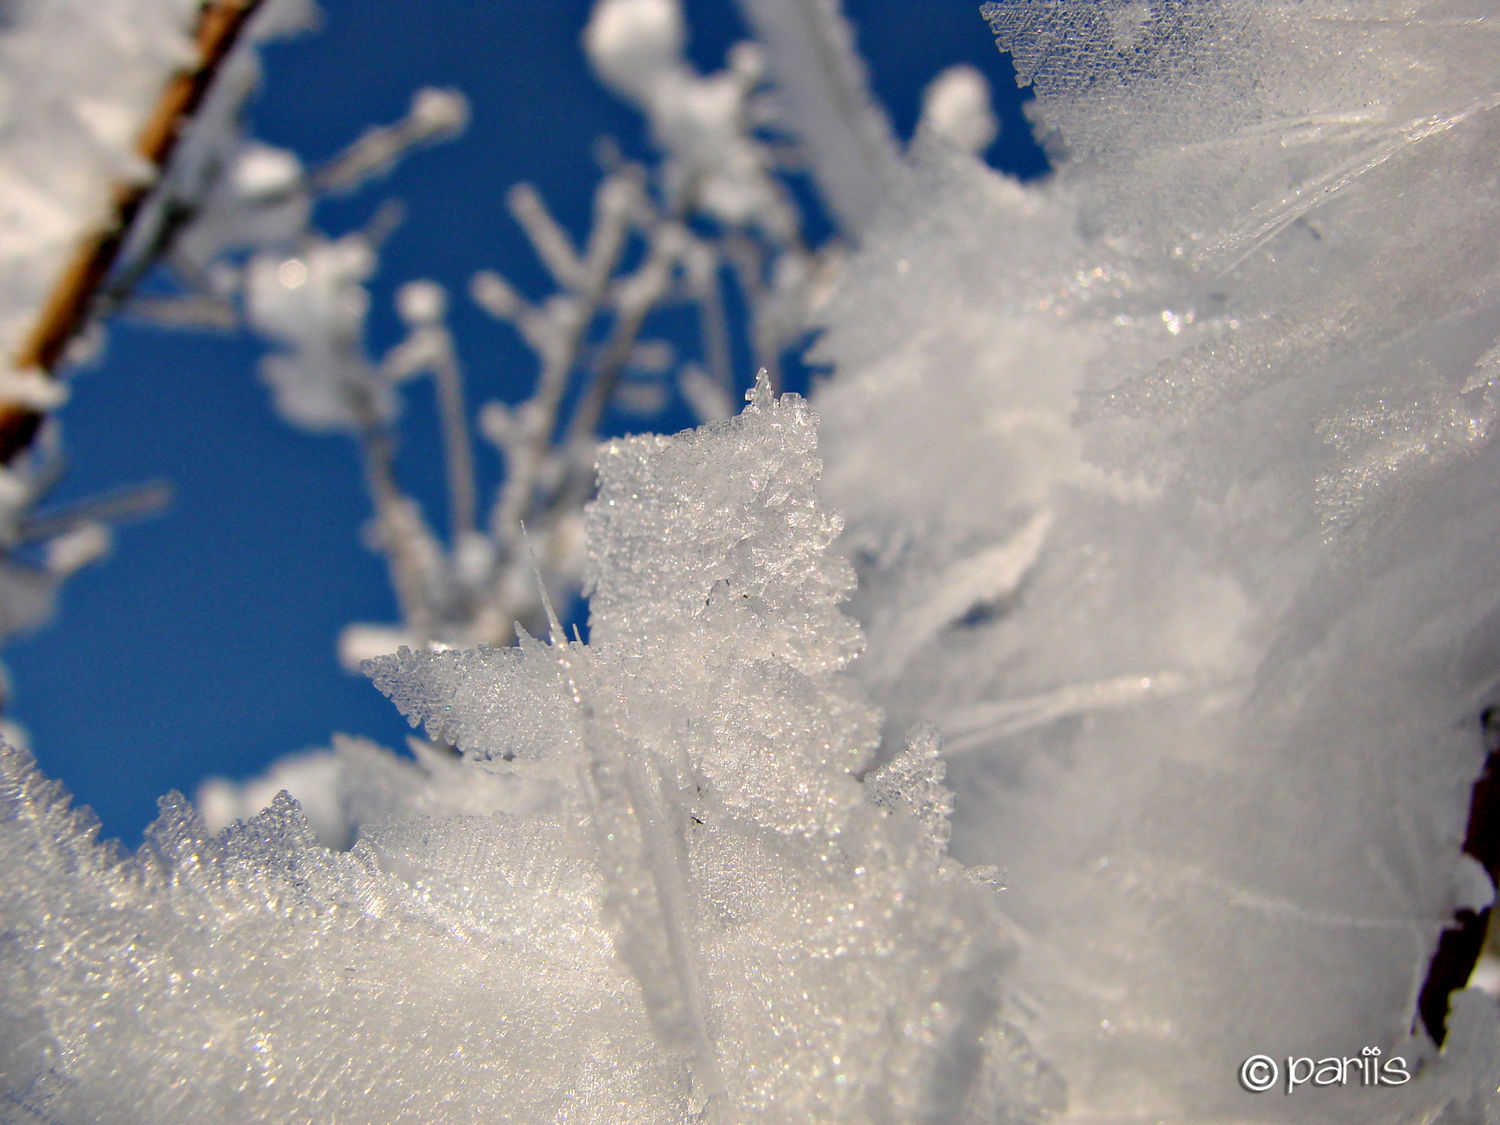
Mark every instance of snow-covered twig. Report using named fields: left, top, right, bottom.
left=0, top=0, right=269, bottom=464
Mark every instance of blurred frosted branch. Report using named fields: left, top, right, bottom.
left=309, top=87, right=470, bottom=196
left=100, top=0, right=992, bottom=674
left=0, top=0, right=311, bottom=731
left=238, top=0, right=857, bottom=664
left=730, top=0, right=905, bottom=235
left=284, top=0, right=999, bottom=667
left=0, top=0, right=271, bottom=465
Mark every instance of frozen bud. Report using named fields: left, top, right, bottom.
left=918, top=65, right=998, bottom=156
left=478, top=401, right=517, bottom=450
left=453, top=531, right=496, bottom=589
left=232, top=143, right=303, bottom=203
left=470, top=270, right=522, bottom=320
left=409, top=87, right=470, bottom=136
left=583, top=0, right=685, bottom=101
left=396, top=279, right=447, bottom=327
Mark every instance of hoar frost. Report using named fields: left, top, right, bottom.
left=810, top=1, right=1500, bottom=1121
left=5, top=1, right=1500, bottom=1122
left=0, top=378, right=1057, bottom=1123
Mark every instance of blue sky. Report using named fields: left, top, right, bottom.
left=12, top=0, right=1046, bottom=844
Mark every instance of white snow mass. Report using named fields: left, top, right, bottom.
left=4, top=1, right=1500, bottom=1122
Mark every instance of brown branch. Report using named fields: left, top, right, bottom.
left=0, top=0, right=266, bottom=464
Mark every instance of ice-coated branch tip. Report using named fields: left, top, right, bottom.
left=746, top=367, right=774, bottom=409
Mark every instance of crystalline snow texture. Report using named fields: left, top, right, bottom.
left=813, top=2, right=1500, bottom=1121
left=3, top=383, right=1056, bottom=1123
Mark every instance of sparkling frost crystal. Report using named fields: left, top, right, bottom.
left=1, top=377, right=1055, bottom=1123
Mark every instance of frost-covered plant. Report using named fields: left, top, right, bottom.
left=223, top=0, right=998, bottom=668
left=0, top=0, right=307, bottom=734
left=5, top=0, right=1500, bottom=1123
left=168, top=0, right=878, bottom=669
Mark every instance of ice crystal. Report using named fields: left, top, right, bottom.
left=1, top=378, right=1057, bottom=1123
left=811, top=2, right=1500, bottom=1120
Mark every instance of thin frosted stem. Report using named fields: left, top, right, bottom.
left=695, top=253, right=735, bottom=398
left=491, top=174, right=635, bottom=549
left=352, top=389, right=434, bottom=644
left=432, top=338, right=477, bottom=544
left=508, top=183, right=585, bottom=291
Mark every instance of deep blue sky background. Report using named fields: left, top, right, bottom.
left=12, top=0, right=1046, bottom=844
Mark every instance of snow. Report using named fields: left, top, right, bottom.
left=729, top=0, right=906, bottom=235
left=807, top=2, right=1500, bottom=1119
left=587, top=0, right=800, bottom=240
left=244, top=233, right=392, bottom=432
left=4, top=0, right=1500, bottom=1120
left=1, top=377, right=1057, bottom=1122
left=917, top=65, right=998, bottom=156
left=394, top=278, right=447, bottom=327
left=0, top=0, right=319, bottom=378
left=584, top=0, right=687, bottom=103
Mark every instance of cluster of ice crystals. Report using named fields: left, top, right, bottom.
left=585, top=0, right=798, bottom=239
left=2, top=377, right=1058, bottom=1122
left=811, top=3, right=1500, bottom=1121
left=244, top=232, right=393, bottom=431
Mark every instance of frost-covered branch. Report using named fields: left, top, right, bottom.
left=0, top=0, right=270, bottom=464
left=0, top=0, right=309, bottom=733
left=305, top=0, right=864, bottom=661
